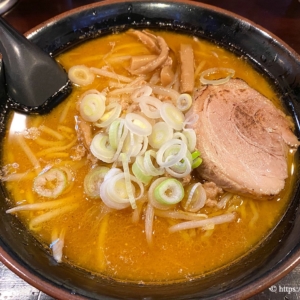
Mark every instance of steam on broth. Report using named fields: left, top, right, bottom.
left=1, top=30, right=297, bottom=283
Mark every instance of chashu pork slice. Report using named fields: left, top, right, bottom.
left=189, top=78, right=299, bottom=197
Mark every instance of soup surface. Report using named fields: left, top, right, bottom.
left=1, top=30, right=296, bottom=283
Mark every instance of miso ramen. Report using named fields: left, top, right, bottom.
left=1, top=30, right=297, bottom=283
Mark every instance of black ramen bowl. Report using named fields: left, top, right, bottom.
left=1, top=0, right=300, bottom=299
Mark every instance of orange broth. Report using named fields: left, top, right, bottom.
left=1, top=31, right=296, bottom=283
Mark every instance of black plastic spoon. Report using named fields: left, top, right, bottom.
left=0, top=17, right=71, bottom=114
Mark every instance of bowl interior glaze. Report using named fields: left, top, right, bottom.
left=1, top=1, right=300, bottom=299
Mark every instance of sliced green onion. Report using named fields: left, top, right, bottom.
left=131, top=85, right=152, bottom=100
left=103, top=168, right=122, bottom=181
left=160, top=103, right=185, bottom=130
left=100, top=180, right=128, bottom=210
left=176, top=93, right=192, bottom=112
left=191, top=149, right=202, bottom=168
left=33, top=168, right=67, bottom=198
left=94, top=102, right=122, bottom=128
left=148, top=122, right=173, bottom=149
left=68, top=65, right=95, bottom=86
left=108, top=175, right=135, bottom=204
left=90, top=133, right=116, bottom=163
left=101, top=169, right=144, bottom=210
left=181, top=182, right=206, bottom=212
left=183, top=114, right=199, bottom=129
left=166, top=154, right=192, bottom=178
left=102, top=173, right=133, bottom=204
left=200, top=67, right=235, bottom=86
left=154, top=178, right=184, bottom=205
left=173, top=132, right=188, bottom=144
left=192, top=157, right=202, bottom=169
left=84, top=166, right=110, bottom=198
left=148, top=177, right=173, bottom=210
left=137, top=136, right=149, bottom=157
left=125, top=113, right=152, bottom=136
left=163, top=144, right=184, bottom=163
left=120, top=153, right=137, bottom=209
left=143, top=150, right=164, bottom=176
left=150, top=84, right=180, bottom=103
left=110, top=124, right=129, bottom=163
left=183, top=129, right=196, bottom=152
left=138, top=96, right=162, bottom=119
left=156, top=139, right=187, bottom=168
left=108, top=119, right=122, bottom=150
left=79, top=93, right=106, bottom=122
left=132, top=156, right=153, bottom=184
left=191, top=149, right=201, bottom=160
left=122, top=132, right=143, bottom=157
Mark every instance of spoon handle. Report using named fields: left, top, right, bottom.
left=0, top=17, right=70, bottom=112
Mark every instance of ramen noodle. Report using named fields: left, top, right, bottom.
left=1, top=30, right=296, bottom=283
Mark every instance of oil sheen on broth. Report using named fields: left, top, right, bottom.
left=1, top=30, right=296, bottom=283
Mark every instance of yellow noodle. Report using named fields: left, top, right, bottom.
left=112, top=43, right=150, bottom=54
left=54, top=158, right=87, bottom=171
left=57, top=125, right=75, bottom=134
left=39, top=125, right=65, bottom=140
left=194, top=60, right=206, bottom=78
left=74, top=54, right=106, bottom=65
left=7, top=197, right=74, bottom=213
left=167, top=218, right=191, bottom=241
left=59, top=100, right=74, bottom=124
left=37, top=138, right=77, bottom=156
left=56, top=125, right=76, bottom=141
left=16, top=135, right=41, bottom=172
left=35, top=137, right=68, bottom=147
left=201, top=228, right=215, bottom=240
left=106, top=55, right=131, bottom=64
left=90, top=67, right=133, bottom=83
left=249, top=201, right=259, bottom=228
left=193, top=50, right=220, bottom=60
left=58, top=131, right=76, bottom=141
left=25, top=189, right=36, bottom=219
left=112, top=49, right=150, bottom=58
left=25, top=190, right=34, bottom=204
left=238, top=201, right=247, bottom=220
left=29, top=203, right=79, bottom=229
left=97, top=45, right=143, bottom=66
left=44, top=152, right=70, bottom=159
left=0, top=171, right=36, bottom=182
left=24, top=189, right=36, bottom=220
left=97, top=214, right=109, bottom=271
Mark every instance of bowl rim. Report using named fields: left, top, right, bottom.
left=25, top=0, right=300, bottom=60
left=1, top=0, right=300, bottom=299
